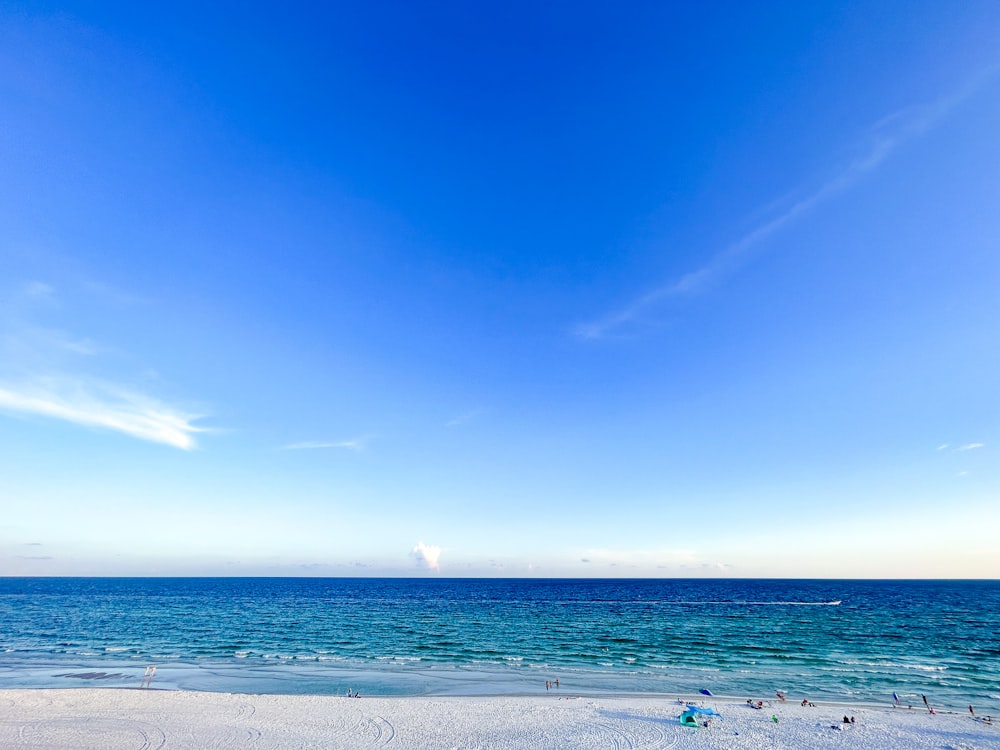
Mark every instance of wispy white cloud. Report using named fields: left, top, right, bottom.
left=12, top=326, right=100, bottom=357
left=445, top=408, right=484, bottom=428
left=283, top=436, right=370, bottom=452
left=576, top=73, right=996, bottom=340
left=956, top=442, right=984, bottom=452
left=411, top=541, right=442, bottom=571
left=936, top=443, right=949, bottom=451
left=2, top=278, right=208, bottom=450
left=0, top=378, right=205, bottom=450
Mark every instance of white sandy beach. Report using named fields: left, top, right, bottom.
left=0, top=689, right=996, bottom=750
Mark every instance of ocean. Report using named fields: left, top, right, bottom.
left=1, top=578, right=997, bottom=712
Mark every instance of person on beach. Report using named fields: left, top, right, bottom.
left=776, top=691, right=785, bottom=701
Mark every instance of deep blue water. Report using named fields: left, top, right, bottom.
left=1, top=578, right=997, bottom=711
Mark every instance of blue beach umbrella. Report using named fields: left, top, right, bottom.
left=700, top=689, right=713, bottom=697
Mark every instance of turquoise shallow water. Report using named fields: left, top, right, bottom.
left=1, top=578, right=997, bottom=711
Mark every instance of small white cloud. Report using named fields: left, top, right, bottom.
left=936, top=443, right=949, bottom=451
left=0, top=378, right=205, bottom=450
left=411, top=541, right=442, bottom=571
left=283, top=437, right=369, bottom=451
left=445, top=409, right=483, bottom=428
left=957, top=443, right=984, bottom=451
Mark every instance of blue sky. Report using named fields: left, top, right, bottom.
left=2, top=1, right=998, bottom=577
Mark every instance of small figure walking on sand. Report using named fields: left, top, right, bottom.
left=141, top=665, right=156, bottom=689
left=545, top=681, right=550, bottom=691
left=970, top=705, right=975, bottom=716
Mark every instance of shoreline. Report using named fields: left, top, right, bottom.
left=6, top=658, right=993, bottom=713
left=1, top=688, right=995, bottom=749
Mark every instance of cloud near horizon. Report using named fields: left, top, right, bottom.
left=0, top=378, right=205, bottom=450
left=582, top=546, right=700, bottom=568
left=411, top=541, right=442, bottom=571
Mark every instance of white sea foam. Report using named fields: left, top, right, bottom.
left=844, top=660, right=947, bottom=672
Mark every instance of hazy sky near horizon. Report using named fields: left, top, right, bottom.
left=2, top=1, right=999, bottom=578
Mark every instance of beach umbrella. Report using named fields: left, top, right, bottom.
left=699, top=689, right=713, bottom=697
